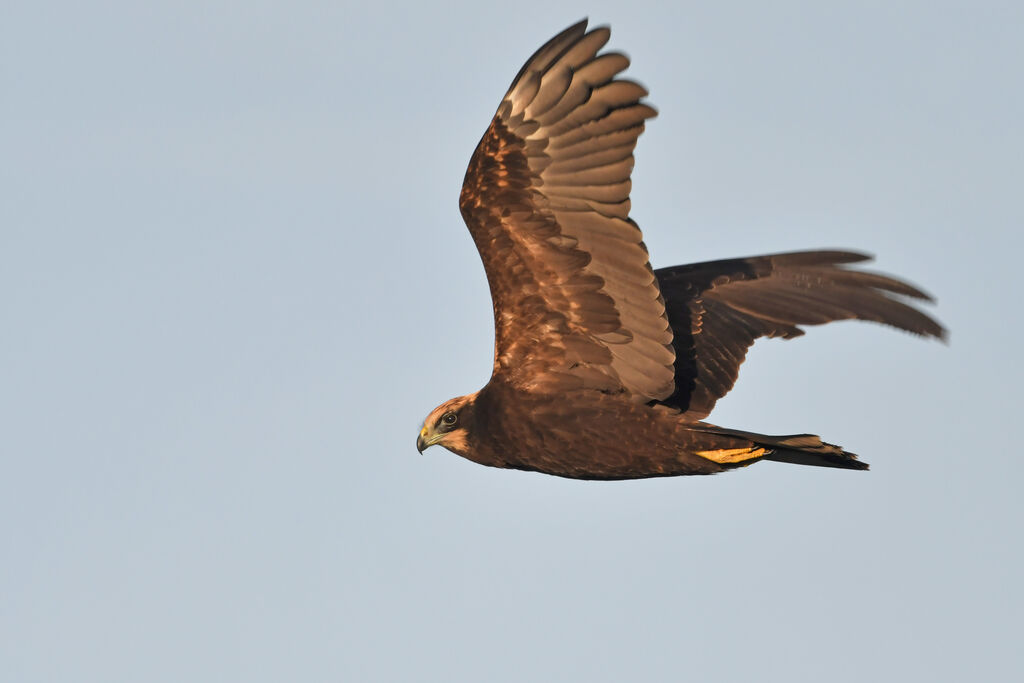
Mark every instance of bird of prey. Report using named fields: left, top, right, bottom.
left=416, top=20, right=944, bottom=480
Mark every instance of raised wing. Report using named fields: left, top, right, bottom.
left=655, top=250, right=946, bottom=419
left=459, top=20, right=675, bottom=400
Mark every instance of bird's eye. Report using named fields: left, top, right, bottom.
left=441, top=412, right=457, bottom=426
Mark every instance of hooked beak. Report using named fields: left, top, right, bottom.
left=415, top=423, right=448, bottom=456
left=417, top=425, right=440, bottom=454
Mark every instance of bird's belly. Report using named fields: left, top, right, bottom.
left=484, top=407, right=721, bottom=480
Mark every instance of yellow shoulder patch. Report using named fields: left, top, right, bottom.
left=694, top=447, right=768, bottom=465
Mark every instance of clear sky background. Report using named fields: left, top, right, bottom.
left=3, top=1, right=1021, bottom=681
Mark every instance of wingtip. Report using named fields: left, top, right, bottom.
left=563, top=18, right=590, bottom=38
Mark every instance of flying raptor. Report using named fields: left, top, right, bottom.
left=417, top=20, right=944, bottom=480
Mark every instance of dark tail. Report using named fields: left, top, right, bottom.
left=692, top=424, right=869, bottom=471
left=756, top=433, right=868, bottom=470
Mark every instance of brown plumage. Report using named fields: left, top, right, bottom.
left=416, top=20, right=944, bottom=480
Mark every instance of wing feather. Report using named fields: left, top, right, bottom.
left=656, top=251, right=946, bottom=419
left=534, top=55, right=632, bottom=127
left=545, top=142, right=637, bottom=174
left=459, top=20, right=673, bottom=399
left=549, top=104, right=658, bottom=144
left=543, top=157, right=636, bottom=185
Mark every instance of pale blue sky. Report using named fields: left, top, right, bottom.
left=3, top=1, right=1022, bottom=681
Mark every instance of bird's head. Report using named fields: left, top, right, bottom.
left=417, top=393, right=477, bottom=456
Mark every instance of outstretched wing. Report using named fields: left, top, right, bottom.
left=655, top=250, right=946, bottom=419
left=459, top=20, right=675, bottom=400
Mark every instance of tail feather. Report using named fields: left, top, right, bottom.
left=692, top=425, right=869, bottom=471
left=760, top=434, right=869, bottom=470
